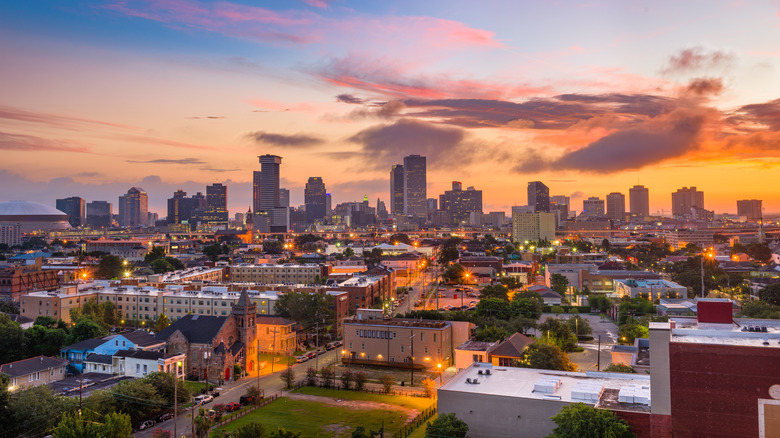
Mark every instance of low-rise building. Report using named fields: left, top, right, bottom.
left=454, top=340, right=497, bottom=371
left=255, top=316, right=297, bottom=356
left=150, top=266, right=226, bottom=283
left=113, top=349, right=186, bottom=378
left=85, top=239, right=170, bottom=261
left=489, top=332, right=535, bottom=367
left=60, top=330, right=165, bottom=372
left=1, top=356, right=69, bottom=392
left=615, top=279, right=687, bottom=301
left=0, top=264, right=60, bottom=302
left=229, top=263, right=326, bottom=284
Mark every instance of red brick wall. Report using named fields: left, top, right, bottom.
left=669, top=342, right=780, bottom=438
left=697, top=300, right=732, bottom=324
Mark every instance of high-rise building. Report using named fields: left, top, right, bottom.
left=426, top=198, right=438, bottom=212
left=279, top=188, right=290, bottom=209
left=606, top=192, right=626, bottom=221
left=581, top=197, right=605, bottom=218
left=167, top=190, right=193, bottom=224
left=253, top=155, right=288, bottom=232
left=118, top=187, right=148, bottom=227
left=86, top=201, right=112, bottom=228
left=511, top=212, right=556, bottom=243
left=439, top=182, right=483, bottom=225
left=55, top=197, right=85, bottom=227
left=550, top=195, right=570, bottom=222
left=326, top=193, right=332, bottom=215
left=527, top=181, right=550, bottom=213
left=629, top=185, right=650, bottom=217
left=304, top=177, right=327, bottom=223
left=376, top=199, right=388, bottom=221
left=672, top=187, right=704, bottom=218
left=403, top=155, right=427, bottom=218
left=736, top=199, right=762, bottom=221
left=390, top=164, right=404, bottom=216
left=194, top=183, right=229, bottom=228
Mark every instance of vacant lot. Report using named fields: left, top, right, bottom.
left=214, top=387, right=434, bottom=437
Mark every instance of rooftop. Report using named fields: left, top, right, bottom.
left=456, top=340, right=497, bottom=352
left=657, top=317, right=780, bottom=348
left=344, top=317, right=449, bottom=329
left=440, top=363, right=651, bottom=412
left=1, top=356, right=68, bottom=378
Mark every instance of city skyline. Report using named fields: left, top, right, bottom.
left=2, top=2, right=780, bottom=214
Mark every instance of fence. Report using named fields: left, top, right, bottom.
left=393, top=405, right=437, bottom=438
left=292, top=380, right=432, bottom=398
left=210, top=392, right=280, bottom=430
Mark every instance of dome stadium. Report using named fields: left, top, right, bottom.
left=0, top=201, right=71, bottom=233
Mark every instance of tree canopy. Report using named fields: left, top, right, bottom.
left=547, top=403, right=634, bottom=438
left=759, top=283, right=780, bottom=306
left=425, top=412, right=469, bottom=438
left=520, top=342, right=576, bottom=372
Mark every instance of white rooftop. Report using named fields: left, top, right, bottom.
left=666, top=317, right=780, bottom=348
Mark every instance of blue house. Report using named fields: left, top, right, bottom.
left=60, top=330, right=165, bottom=372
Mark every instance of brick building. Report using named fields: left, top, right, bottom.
left=0, top=263, right=59, bottom=302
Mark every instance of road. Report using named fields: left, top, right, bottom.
left=138, top=348, right=341, bottom=438
left=393, top=268, right=438, bottom=315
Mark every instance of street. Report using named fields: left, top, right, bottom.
left=137, top=348, right=341, bottom=438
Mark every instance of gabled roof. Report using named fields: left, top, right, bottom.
left=61, top=337, right=107, bottom=352
left=113, top=349, right=167, bottom=361
left=255, top=315, right=296, bottom=326
left=4, top=313, right=33, bottom=325
left=230, top=340, right=244, bottom=356
left=121, top=330, right=166, bottom=348
left=84, top=353, right=113, bottom=365
left=1, top=356, right=68, bottom=378
left=155, top=314, right=229, bottom=344
left=490, top=333, right=534, bottom=359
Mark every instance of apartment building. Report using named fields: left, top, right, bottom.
left=229, top=263, right=327, bottom=284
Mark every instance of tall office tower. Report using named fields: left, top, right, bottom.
left=527, top=181, right=550, bottom=213
left=737, top=199, right=763, bottom=221
left=118, top=187, right=148, bottom=227
left=304, top=177, right=327, bottom=223
left=629, top=185, right=650, bottom=217
left=550, top=195, right=570, bottom=221
left=326, top=193, right=332, bottom=215
left=512, top=212, right=556, bottom=242
left=199, top=183, right=229, bottom=227
left=253, top=155, right=288, bottom=232
left=581, top=197, right=605, bottom=218
left=439, top=181, right=483, bottom=225
left=390, top=164, right=404, bottom=216
left=376, top=199, right=388, bottom=221
left=279, top=188, right=290, bottom=208
left=166, top=190, right=191, bottom=224
left=672, top=187, right=704, bottom=218
left=55, top=197, right=85, bottom=227
left=606, top=192, right=626, bottom=222
left=426, top=198, right=438, bottom=212
left=252, top=170, right=262, bottom=213
left=403, top=155, right=427, bottom=218
left=86, top=201, right=112, bottom=228
left=191, top=192, right=206, bottom=211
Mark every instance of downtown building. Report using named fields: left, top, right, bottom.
left=86, top=201, right=112, bottom=228
left=527, top=181, right=550, bottom=213
left=253, top=155, right=289, bottom=232
left=671, top=186, right=704, bottom=219
left=403, top=155, right=427, bottom=219
left=305, top=177, right=327, bottom=224
left=606, top=192, right=626, bottom=222
left=439, top=181, right=483, bottom=225
left=55, top=197, right=85, bottom=228
left=629, top=185, right=650, bottom=218
left=737, top=199, right=763, bottom=221
left=511, top=211, right=556, bottom=243
left=118, top=187, right=149, bottom=227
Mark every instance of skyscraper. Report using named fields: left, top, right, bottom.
left=86, top=201, right=112, bottom=228
left=581, top=197, right=605, bottom=218
left=512, top=212, right=556, bottom=242
left=326, top=193, right=332, bottom=216
left=606, top=192, right=626, bottom=221
left=253, top=155, right=288, bottom=232
left=304, top=177, right=327, bottom=223
left=439, top=182, right=483, bottom=225
left=403, top=155, right=427, bottom=218
left=167, top=190, right=193, bottom=224
left=201, top=183, right=229, bottom=227
left=629, top=185, right=650, bottom=217
left=55, top=197, right=85, bottom=227
left=390, top=164, right=404, bottom=216
left=672, top=187, right=704, bottom=218
left=527, top=181, right=550, bottom=213
left=737, top=199, right=762, bottom=221
left=118, top=187, right=148, bottom=227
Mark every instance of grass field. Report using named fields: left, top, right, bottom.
left=215, top=387, right=435, bottom=437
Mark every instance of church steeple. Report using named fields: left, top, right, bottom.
left=232, top=288, right=256, bottom=344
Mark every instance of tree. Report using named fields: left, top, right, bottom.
left=320, top=366, right=335, bottom=389
left=53, top=411, right=132, bottom=438
left=0, top=300, right=19, bottom=314
left=340, top=369, right=354, bottom=390
left=747, top=243, right=772, bottom=264
left=475, top=297, right=514, bottom=320
left=245, top=385, right=263, bottom=404
left=520, top=342, right=576, bottom=371
left=95, top=255, right=125, bottom=279
left=425, top=412, right=469, bottom=438
left=194, top=408, right=213, bottom=438
left=354, top=372, right=367, bottom=391
left=421, top=377, right=436, bottom=398
left=566, top=315, right=592, bottom=336
left=141, top=372, right=191, bottom=406
left=268, top=428, right=303, bottom=438
left=510, top=297, right=543, bottom=320
left=281, top=367, right=296, bottom=389
left=551, top=274, right=569, bottom=295
left=203, top=244, right=222, bottom=261
left=0, top=313, right=27, bottom=364
left=389, top=233, right=412, bottom=245
left=588, top=294, right=612, bottom=313
left=474, top=325, right=509, bottom=342
left=739, top=300, right=780, bottom=319
left=305, top=367, right=318, bottom=386
left=603, top=364, right=636, bottom=373
left=379, top=373, right=395, bottom=394
left=25, top=324, right=68, bottom=357
left=343, top=247, right=355, bottom=257
left=110, top=379, right=166, bottom=423
left=438, top=246, right=461, bottom=266
left=274, top=293, right=335, bottom=335
left=234, top=423, right=268, bottom=438
left=538, top=318, right=578, bottom=352
left=150, top=258, right=174, bottom=273
left=364, top=248, right=383, bottom=267
left=5, top=385, right=78, bottom=437
left=618, top=322, right=648, bottom=345
left=480, top=284, right=509, bottom=301
left=759, top=283, right=780, bottom=306
left=144, top=246, right=167, bottom=264
left=547, top=402, right=634, bottom=438
left=442, top=263, right=466, bottom=284
left=351, top=426, right=375, bottom=438
left=67, top=318, right=106, bottom=345
left=601, top=239, right=611, bottom=252
left=154, top=314, right=171, bottom=332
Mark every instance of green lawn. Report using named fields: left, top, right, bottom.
left=407, top=413, right=436, bottom=438
left=215, top=388, right=434, bottom=437
left=256, top=353, right=295, bottom=366
left=184, top=381, right=209, bottom=394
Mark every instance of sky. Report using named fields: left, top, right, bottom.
left=1, top=0, right=780, bottom=217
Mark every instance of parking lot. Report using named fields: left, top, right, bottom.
left=50, top=373, right=133, bottom=398
left=425, top=285, right=481, bottom=311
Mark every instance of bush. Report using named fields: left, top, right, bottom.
left=603, top=364, right=636, bottom=373
left=281, top=367, right=295, bottom=389
left=421, top=377, right=436, bottom=398
left=549, top=402, right=634, bottom=437
left=340, top=370, right=354, bottom=390
left=379, top=374, right=395, bottom=394
left=354, top=372, right=367, bottom=391
left=305, top=367, right=318, bottom=386
left=320, top=367, right=335, bottom=389
left=425, top=412, right=468, bottom=438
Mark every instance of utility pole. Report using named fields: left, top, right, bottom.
left=410, top=330, right=415, bottom=386
left=314, top=321, right=319, bottom=371
left=271, top=329, right=279, bottom=373
left=78, top=369, right=83, bottom=415
left=173, top=360, right=179, bottom=438
left=257, top=337, right=261, bottom=396
left=597, top=335, right=601, bottom=371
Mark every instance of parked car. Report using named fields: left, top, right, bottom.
left=326, top=341, right=338, bottom=351
left=225, top=402, right=241, bottom=412
left=239, top=395, right=255, bottom=405
left=194, top=394, right=213, bottom=405
left=296, top=355, right=308, bottom=363
left=157, top=413, right=173, bottom=422
left=333, top=340, right=343, bottom=347
left=306, top=351, right=317, bottom=359
left=137, top=420, right=155, bottom=431
left=469, top=301, right=478, bottom=307
left=211, top=387, right=222, bottom=397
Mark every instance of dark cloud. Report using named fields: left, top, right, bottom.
left=348, top=100, right=406, bottom=120
left=663, top=46, right=734, bottom=74
left=0, top=131, right=91, bottom=153
left=186, top=116, right=226, bottom=119
left=248, top=131, right=324, bottom=148
left=76, top=172, right=101, bottom=178
left=348, top=119, right=470, bottom=169
left=126, top=158, right=206, bottom=165
left=726, top=98, right=780, bottom=132
left=684, top=78, right=724, bottom=96
left=199, top=167, right=241, bottom=172
left=514, top=108, right=708, bottom=173
left=336, top=94, right=365, bottom=104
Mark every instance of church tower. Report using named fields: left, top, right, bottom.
left=232, top=288, right=257, bottom=370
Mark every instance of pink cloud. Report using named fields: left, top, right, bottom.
left=0, top=105, right=140, bottom=131
left=303, top=0, right=329, bottom=8
left=0, top=131, right=92, bottom=153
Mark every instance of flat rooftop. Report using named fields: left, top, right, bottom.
left=662, top=317, right=780, bottom=348
left=439, top=363, right=651, bottom=413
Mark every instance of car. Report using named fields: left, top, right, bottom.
left=194, top=394, right=213, bottom=405
left=212, top=387, right=223, bottom=397
left=333, top=340, right=343, bottom=347
left=438, top=287, right=447, bottom=291
left=469, top=301, right=478, bottom=307
left=296, top=355, right=308, bottom=363
left=225, top=402, right=241, bottom=412
left=239, top=395, right=255, bottom=405
left=137, top=420, right=155, bottom=431
left=157, top=413, right=173, bottom=422
left=326, top=341, right=338, bottom=351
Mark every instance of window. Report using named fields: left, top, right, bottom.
left=115, top=340, right=118, bottom=346
left=420, top=333, right=425, bottom=342
left=361, top=343, right=365, bottom=350
left=424, top=346, right=428, bottom=353
left=136, top=364, right=140, bottom=373
left=433, top=333, right=437, bottom=342
left=143, top=364, right=147, bottom=374
left=472, top=354, right=483, bottom=363
left=349, top=342, right=352, bottom=349
left=400, top=345, right=404, bottom=353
